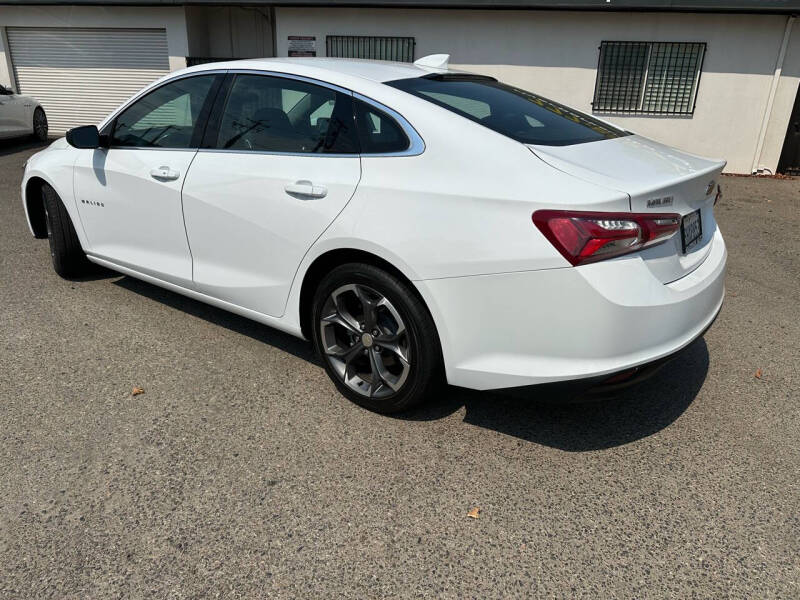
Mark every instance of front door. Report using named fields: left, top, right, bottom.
left=0, top=86, right=28, bottom=136
left=182, top=73, right=362, bottom=317
left=73, top=74, right=222, bottom=287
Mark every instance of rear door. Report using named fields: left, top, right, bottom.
left=73, top=73, right=222, bottom=287
left=181, top=73, right=361, bottom=318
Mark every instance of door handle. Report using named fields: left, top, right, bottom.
left=284, top=180, right=327, bottom=199
left=150, top=166, right=180, bottom=181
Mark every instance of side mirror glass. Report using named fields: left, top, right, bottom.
left=66, top=125, right=103, bottom=149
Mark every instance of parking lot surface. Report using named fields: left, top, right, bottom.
left=1, top=140, right=798, bottom=598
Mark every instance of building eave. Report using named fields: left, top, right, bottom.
left=0, top=0, right=799, bottom=13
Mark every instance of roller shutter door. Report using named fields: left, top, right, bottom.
left=6, top=27, right=170, bottom=134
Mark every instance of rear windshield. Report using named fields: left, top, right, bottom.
left=386, top=75, right=629, bottom=146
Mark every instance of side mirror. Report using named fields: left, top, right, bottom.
left=0, top=86, right=13, bottom=96
left=66, top=125, right=106, bottom=149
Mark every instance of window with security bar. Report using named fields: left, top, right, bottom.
left=592, top=42, right=706, bottom=115
left=326, top=36, right=415, bottom=63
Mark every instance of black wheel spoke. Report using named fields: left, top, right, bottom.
left=378, top=339, right=409, bottom=366
left=339, top=343, right=365, bottom=381
left=355, top=284, right=378, bottom=331
left=370, top=348, right=405, bottom=393
left=367, top=348, right=385, bottom=397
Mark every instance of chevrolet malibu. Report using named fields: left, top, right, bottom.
left=21, top=55, right=726, bottom=413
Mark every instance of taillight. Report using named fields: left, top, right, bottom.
left=532, top=210, right=680, bottom=266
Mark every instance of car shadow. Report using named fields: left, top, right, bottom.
left=113, top=276, right=320, bottom=365
left=0, top=137, right=50, bottom=157
left=403, top=339, right=709, bottom=452
left=68, top=264, right=123, bottom=282
left=112, top=274, right=707, bottom=451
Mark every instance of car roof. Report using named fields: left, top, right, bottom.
left=101, top=56, right=461, bottom=130
left=182, top=57, right=452, bottom=86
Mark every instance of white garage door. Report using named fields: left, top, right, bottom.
left=7, top=27, right=171, bottom=134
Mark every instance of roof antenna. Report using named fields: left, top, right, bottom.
left=414, top=54, right=450, bottom=70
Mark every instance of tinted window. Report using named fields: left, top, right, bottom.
left=387, top=76, right=628, bottom=146
left=215, top=75, right=358, bottom=154
left=112, top=75, right=217, bottom=148
left=353, top=100, right=409, bottom=154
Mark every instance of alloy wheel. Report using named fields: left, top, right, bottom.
left=34, top=110, right=48, bottom=140
left=319, top=283, right=411, bottom=399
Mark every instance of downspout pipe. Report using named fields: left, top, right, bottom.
left=752, top=15, right=795, bottom=174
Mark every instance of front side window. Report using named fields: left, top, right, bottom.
left=592, top=41, right=706, bottom=115
left=214, top=74, right=358, bottom=154
left=112, top=75, right=218, bottom=148
left=388, top=75, right=627, bottom=147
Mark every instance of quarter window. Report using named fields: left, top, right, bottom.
left=112, top=75, right=218, bottom=148
left=592, top=41, right=706, bottom=115
left=214, top=75, right=358, bottom=154
left=353, top=100, right=410, bottom=154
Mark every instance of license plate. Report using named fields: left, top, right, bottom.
left=681, top=210, right=703, bottom=253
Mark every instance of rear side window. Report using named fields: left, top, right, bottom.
left=112, top=75, right=218, bottom=148
left=214, top=74, right=358, bottom=154
left=353, top=99, right=410, bottom=154
left=387, top=76, right=628, bottom=147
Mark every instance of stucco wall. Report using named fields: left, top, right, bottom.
left=0, top=5, right=190, bottom=90
left=760, top=19, right=800, bottom=173
left=276, top=8, right=800, bottom=173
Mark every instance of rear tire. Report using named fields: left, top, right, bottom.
left=32, top=107, right=48, bottom=142
left=311, top=263, right=442, bottom=414
left=42, top=183, right=91, bottom=278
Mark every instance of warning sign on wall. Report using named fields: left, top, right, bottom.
left=288, top=36, right=316, bottom=57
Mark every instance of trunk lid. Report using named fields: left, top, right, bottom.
left=528, top=135, right=725, bottom=283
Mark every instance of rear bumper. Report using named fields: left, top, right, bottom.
left=417, top=228, right=726, bottom=391
left=502, top=302, right=721, bottom=399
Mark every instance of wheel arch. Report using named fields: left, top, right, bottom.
left=24, top=176, right=49, bottom=238
left=298, top=248, right=440, bottom=348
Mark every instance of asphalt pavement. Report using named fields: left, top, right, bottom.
left=1, top=139, right=798, bottom=598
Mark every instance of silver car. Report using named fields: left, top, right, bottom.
left=0, top=84, right=47, bottom=141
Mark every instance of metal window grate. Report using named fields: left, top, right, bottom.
left=326, top=36, right=415, bottom=63
left=592, top=41, right=705, bottom=115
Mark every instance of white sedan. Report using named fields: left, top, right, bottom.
left=21, top=55, right=726, bottom=413
left=1, top=84, right=47, bottom=141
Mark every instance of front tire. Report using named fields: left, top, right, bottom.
left=42, top=183, right=91, bottom=278
left=32, top=107, right=48, bottom=141
left=311, top=263, right=442, bottom=414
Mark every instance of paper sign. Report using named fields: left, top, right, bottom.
left=288, top=36, right=316, bottom=57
